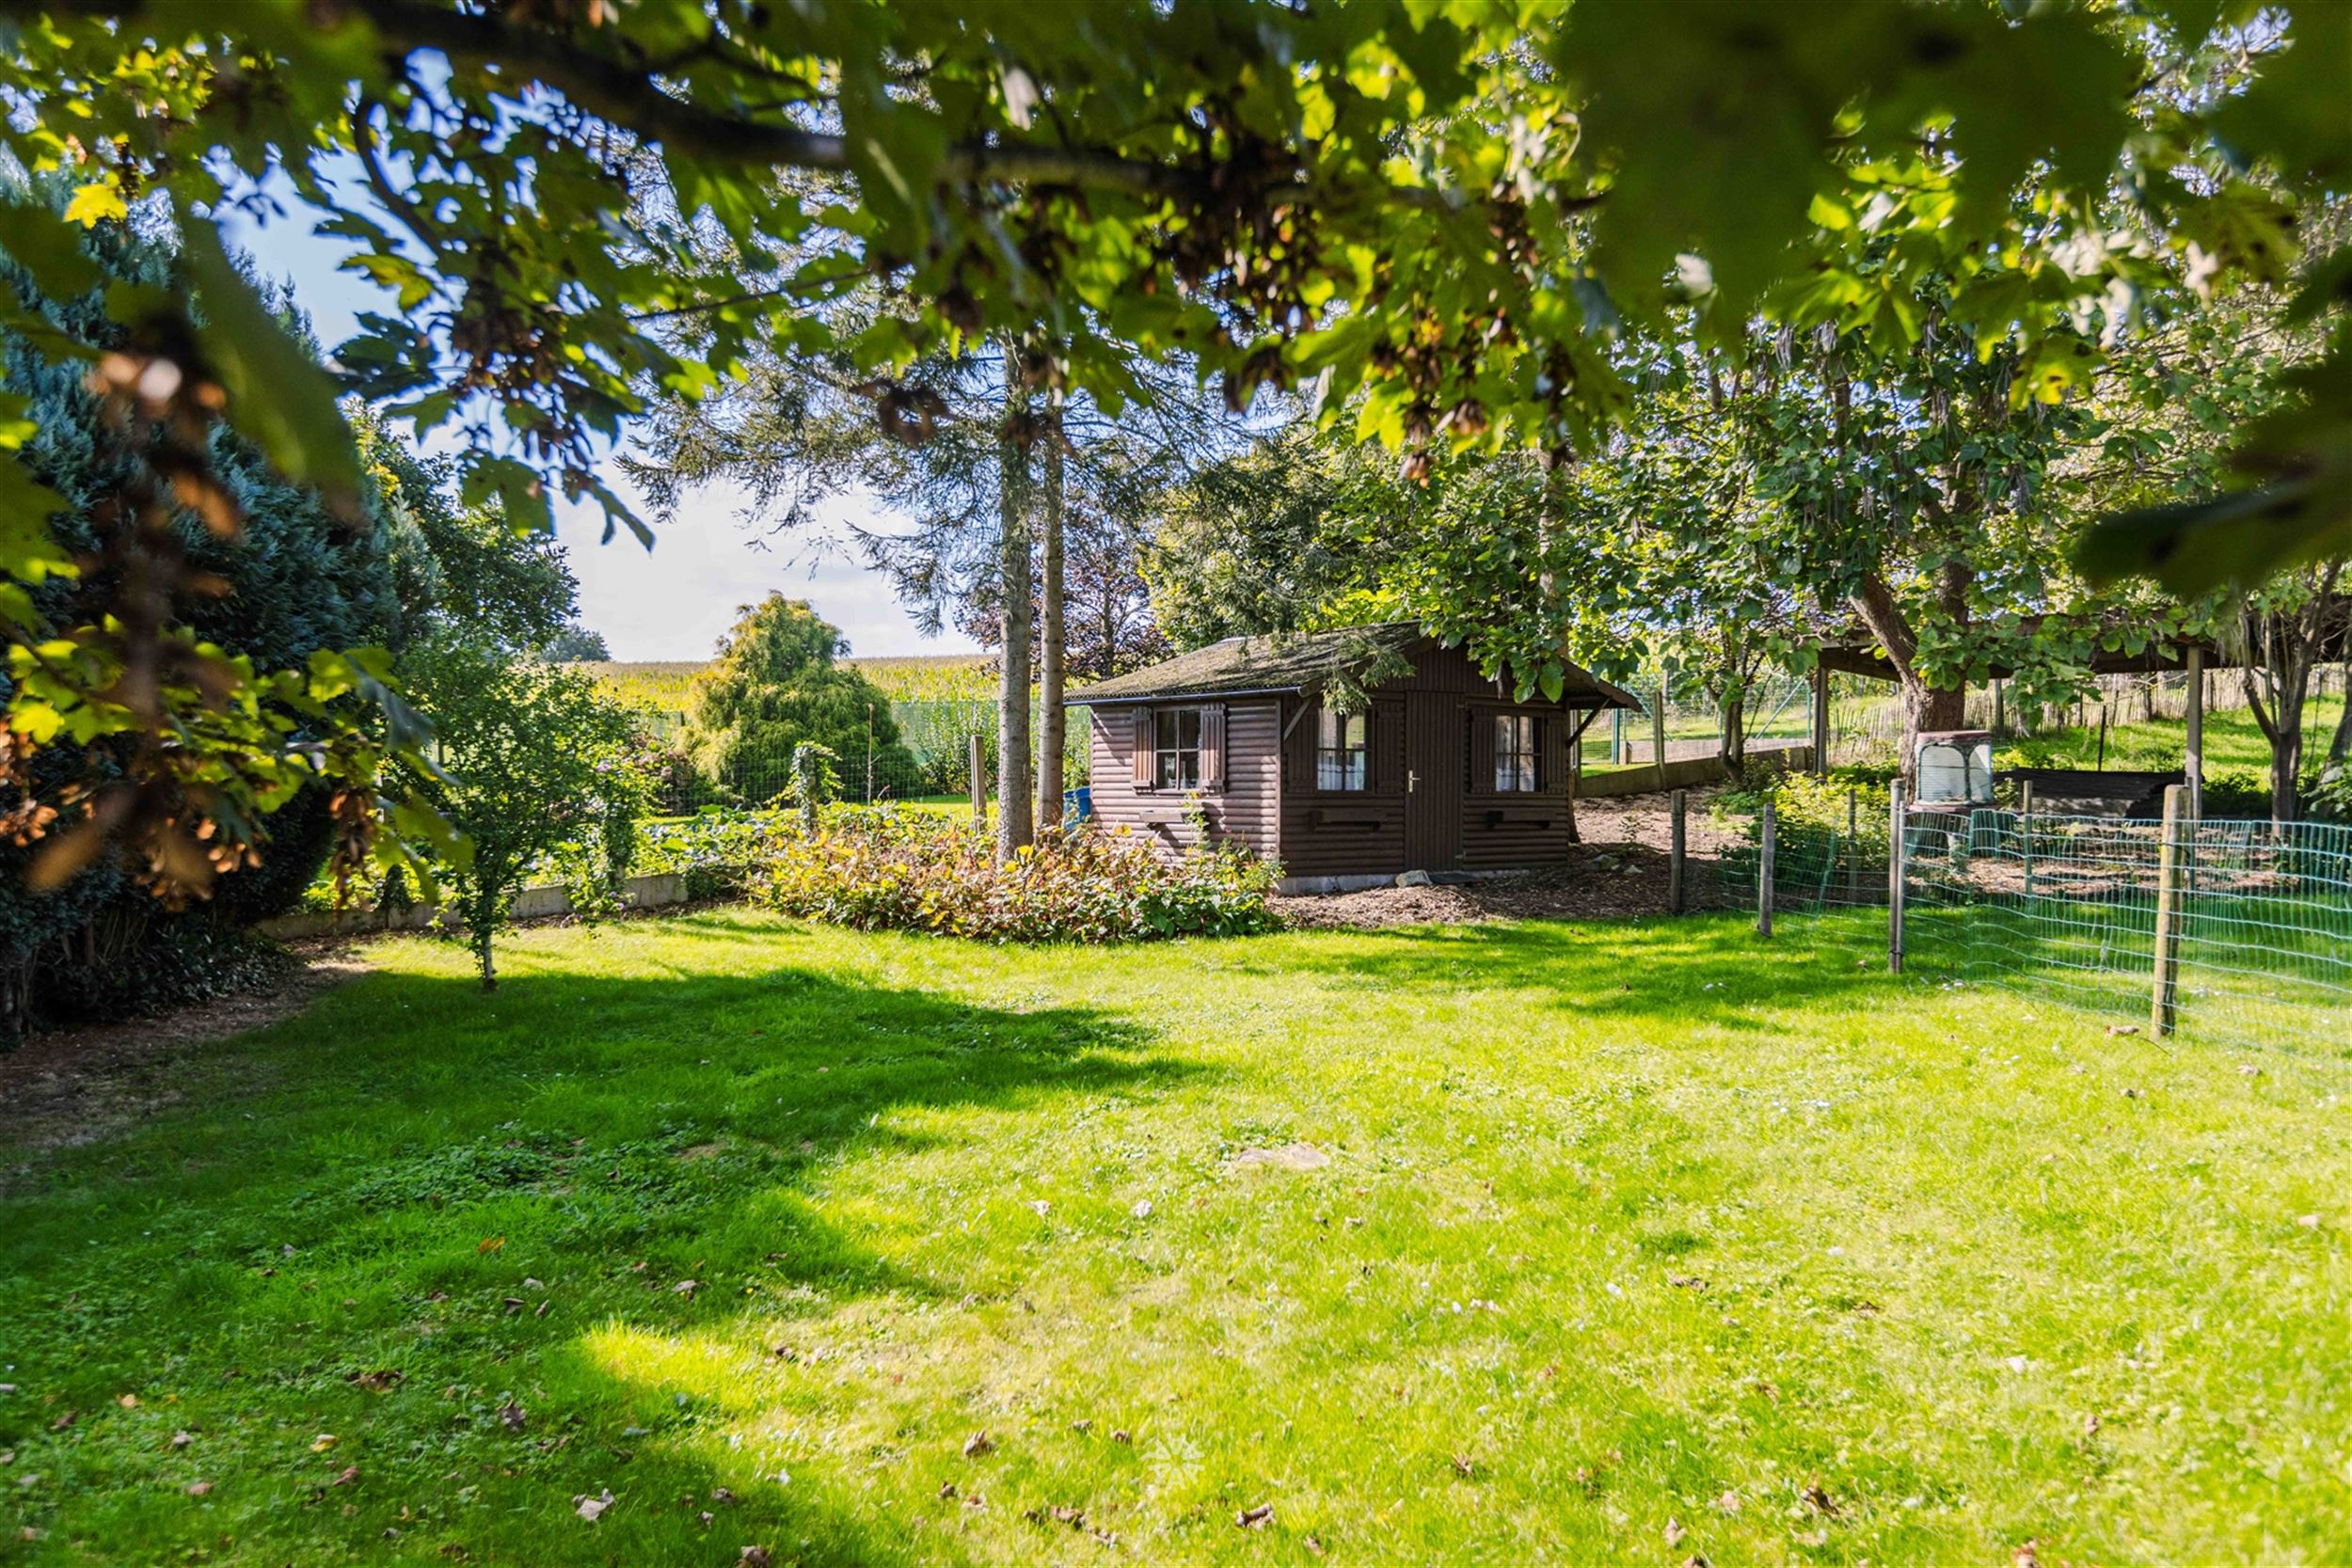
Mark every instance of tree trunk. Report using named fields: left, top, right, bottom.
left=2240, top=575, right=2342, bottom=826
left=1036, top=394, right=1066, bottom=834
left=1534, top=447, right=1580, bottom=841
left=1719, top=689, right=1746, bottom=781
left=1850, top=571, right=1964, bottom=785
left=2321, top=663, right=2352, bottom=787
left=2244, top=654, right=2311, bottom=826
left=995, top=344, right=1035, bottom=860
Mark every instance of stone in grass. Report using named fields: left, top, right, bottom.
left=1231, top=1143, right=1330, bottom=1172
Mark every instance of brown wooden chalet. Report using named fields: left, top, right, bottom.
left=1071, top=623, right=1641, bottom=893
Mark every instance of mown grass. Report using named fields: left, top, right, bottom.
left=2009, top=693, right=2345, bottom=779
left=2, top=911, right=2344, bottom=1565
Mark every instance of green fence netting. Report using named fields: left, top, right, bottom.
left=1720, top=787, right=2350, bottom=1053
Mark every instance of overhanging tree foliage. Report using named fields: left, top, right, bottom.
left=3, top=0, right=2344, bottom=886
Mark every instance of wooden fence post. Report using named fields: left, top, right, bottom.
left=2184, top=646, right=2205, bottom=821
left=1845, top=786, right=1859, bottom=903
left=1810, top=666, right=1831, bottom=776
left=968, top=733, right=987, bottom=829
left=1888, top=780, right=1907, bottom=974
left=1652, top=674, right=1671, bottom=791
left=2019, top=780, right=2036, bottom=901
left=2151, top=783, right=2187, bottom=1037
left=1668, top=789, right=1688, bottom=915
left=1756, top=796, right=1776, bottom=938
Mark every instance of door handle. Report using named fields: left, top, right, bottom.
left=1407, top=769, right=1420, bottom=793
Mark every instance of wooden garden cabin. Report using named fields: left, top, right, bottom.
left=1071, top=623, right=1642, bottom=893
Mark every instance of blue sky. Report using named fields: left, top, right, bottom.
left=219, top=181, right=978, bottom=662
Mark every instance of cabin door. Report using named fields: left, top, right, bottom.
left=1401, top=694, right=1462, bottom=871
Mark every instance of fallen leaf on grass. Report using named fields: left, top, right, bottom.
left=48, top=1413, right=74, bottom=1432
left=310, top=1433, right=338, bottom=1452
left=1668, top=1275, right=1707, bottom=1291
left=1236, top=1503, right=1273, bottom=1529
left=574, top=1489, right=614, bottom=1522
left=499, top=1403, right=526, bottom=1433
left=2106, top=1024, right=2137, bottom=1037
left=740, top=1548, right=772, bottom=1567
left=710, top=1487, right=738, bottom=1505
left=348, top=1370, right=404, bottom=1393
left=1795, top=1528, right=1829, bottom=1548
left=501, top=1298, right=525, bottom=1315
left=2012, top=1542, right=2041, bottom=1568
left=186, top=1481, right=213, bottom=1497
left=961, top=1432, right=994, bottom=1459
left=1716, top=1489, right=1740, bottom=1513
left=1665, top=1517, right=1687, bottom=1546
left=937, top=1482, right=959, bottom=1500
left=1801, top=1483, right=1838, bottom=1517
left=672, top=1280, right=699, bottom=1298
left=1025, top=1503, right=1088, bottom=1529
left=1110, top=1429, right=1132, bottom=1445
left=1679, top=1556, right=1712, bottom=1568
left=477, top=1236, right=504, bottom=1255
left=116, top=1393, right=138, bottom=1409
left=331, top=1465, right=360, bottom=1487
left=1451, top=1453, right=1475, bottom=1479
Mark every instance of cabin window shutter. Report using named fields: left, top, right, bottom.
left=1467, top=708, right=1493, bottom=793
left=1131, top=708, right=1154, bottom=787
left=1200, top=704, right=1227, bottom=791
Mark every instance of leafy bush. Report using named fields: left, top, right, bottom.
left=401, top=644, right=642, bottom=987
left=756, top=810, right=1279, bottom=942
left=635, top=811, right=787, bottom=900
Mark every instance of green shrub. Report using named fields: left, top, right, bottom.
left=756, top=810, right=1280, bottom=942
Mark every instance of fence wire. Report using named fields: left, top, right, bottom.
left=1720, top=787, right=2351, bottom=1053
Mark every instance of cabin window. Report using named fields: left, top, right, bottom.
left=1494, top=713, right=1538, bottom=792
left=1154, top=707, right=1202, bottom=790
left=1315, top=707, right=1368, bottom=790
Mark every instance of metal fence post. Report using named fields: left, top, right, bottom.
left=1888, top=781, right=1907, bottom=973
left=1668, top=788, right=1687, bottom=914
left=2151, top=783, right=2187, bottom=1037
left=968, top=733, right=986, bottom=829
left=1756, top=796, right=1776, bottom=938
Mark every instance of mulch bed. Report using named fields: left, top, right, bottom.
left=1270, top=789, right=1741, bottom=928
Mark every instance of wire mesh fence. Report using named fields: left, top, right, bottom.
left=1714, top=784, right=2350, bottom=1053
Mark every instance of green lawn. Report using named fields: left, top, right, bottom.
left=2009, top=693, right=2345, bottom=780
left=2, top=911, right=2344, bottom=1565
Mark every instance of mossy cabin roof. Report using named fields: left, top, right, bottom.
left=1070, top=623, right=1640, bottom=710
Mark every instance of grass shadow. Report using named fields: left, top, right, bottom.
left=0, top=927, right=1188, bottom=1563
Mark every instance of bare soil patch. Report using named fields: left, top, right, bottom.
left=0, top=941, right=370, bottom=1155
left=1270, top=788, right=1742, bottom=929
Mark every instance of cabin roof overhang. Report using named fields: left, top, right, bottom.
left=1066, top=622, right=1643, bottom=712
